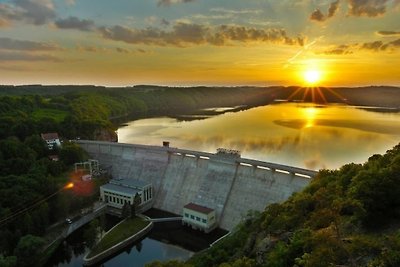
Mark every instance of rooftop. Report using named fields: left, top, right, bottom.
left=184, top=203, right=214, bottom=214
left=110, top=178, right=151, bottom=189
left=41, top=132, right=59, bottom=140
left=101, top=183, right=141, bottom=196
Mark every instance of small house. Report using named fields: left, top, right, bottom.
left=41, top=132, right=61, bottom=150
left=182, top=203, right=217, bottom=233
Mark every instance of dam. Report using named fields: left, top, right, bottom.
left=77, top=140, right=318, bottom=230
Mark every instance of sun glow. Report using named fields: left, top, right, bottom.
left=304, top=69, right=322, bottom=85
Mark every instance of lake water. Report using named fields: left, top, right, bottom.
left=118, top=103, right=400, bottom=170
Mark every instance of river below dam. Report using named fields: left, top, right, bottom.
left=117, top=102, right=400, bottom=170
left=46, top=211, right=227, bottom=267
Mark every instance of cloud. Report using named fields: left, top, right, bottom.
left=328, top=0, right=340, bottom=17
left=210, top=7, right=263, bottom=15
left=115, top=47, right=130, bottom=53
left=320, top=38, right=400, bottom=54
left=310, top=9, right=325, bottom=22
left=0, top=0, right=56, bottom=25
left=377, top=30, right=400, bottom=36
left=14, top=0, right=56, bottom=25
left=0, top=37, right=60, bottom=51
left=0, top=51, right=61, bottom=62
left=347, top=0, right=389, bottom=17
left=322, top=44, right=353, bottom=54
left=99, top=22, right=304, bottom=47
left=310, top=0, right=340, bottom=22
left=55, top=16, right=95, bottom=31
left=161, top=18, right=170, bottom=26
left=157, top=0, right=196, bottom=7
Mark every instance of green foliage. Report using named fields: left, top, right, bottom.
left=0, top=255, right=17, bottom=267
left=13, top=235, right=45, bottom=267
left=146, top=260, right=193, bottom=267
left=59, top=141, right=87, bottom=165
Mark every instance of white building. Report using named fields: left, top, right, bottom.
left=41, top=132, right=61, bottom=150
left=100, top=178, right=153, bottom=212
left=182, top=203, right=217, bottom=233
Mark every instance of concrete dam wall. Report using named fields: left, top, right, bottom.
left=77, top=141, right=318, bottom=230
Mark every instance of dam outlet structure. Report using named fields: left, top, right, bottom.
left=77, top=141, right=318, bottom=230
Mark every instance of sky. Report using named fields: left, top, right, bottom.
left=0, top=0, right=399, bottom=86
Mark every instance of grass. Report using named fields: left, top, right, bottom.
left=31, top=108, right=68, bottom=122
left=88, top=216, right=150, bottom=258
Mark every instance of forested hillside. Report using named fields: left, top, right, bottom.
left=0, top=86, right=282, bottom=141
left=0, top=86, right=281, bottom=267
left=148, top=143, right=400, bottom=267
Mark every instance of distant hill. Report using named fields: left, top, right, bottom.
left=1, top=85, right=399, bottom=109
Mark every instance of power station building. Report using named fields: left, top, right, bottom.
left=100, top=178, right=153, bottom=212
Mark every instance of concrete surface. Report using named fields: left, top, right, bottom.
left=77, top=141, right=317, bottom=230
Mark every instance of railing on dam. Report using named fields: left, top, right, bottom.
left=76, top=140, right=318, bottom=178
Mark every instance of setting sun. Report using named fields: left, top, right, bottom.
left=304, top=70, right=322, bottom=85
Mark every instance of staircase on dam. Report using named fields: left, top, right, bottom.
left=77, top=141, right=317, bottom=230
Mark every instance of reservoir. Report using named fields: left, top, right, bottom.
left=118, top=103, right=400, bottom=170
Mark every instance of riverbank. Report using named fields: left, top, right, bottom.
left=83, top=216, right=153, bottom=266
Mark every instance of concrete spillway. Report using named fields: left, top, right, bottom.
left=77, top=141, right=317, bottom=230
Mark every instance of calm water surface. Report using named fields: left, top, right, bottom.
left=46, top=223, right=193, bottom=267
left=118, top=103, right=400, bottom=170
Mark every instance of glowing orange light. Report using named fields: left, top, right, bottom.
left=64, top=183, right=74, bottom=189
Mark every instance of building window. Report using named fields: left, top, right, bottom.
left=184, top=213, right=189, bottom=217
left=196, top=217, right=200, bottom=221
left=190, top=215, right=195, bottom=219
left=202, top=219, right=207, bottom=223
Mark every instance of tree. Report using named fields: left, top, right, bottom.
left=122, top=202, right=132, bottom=219
left=131, top=193, right=142, bottom=216
left=13, top=235, right=45, bottom=267
left=0, top=255, right=17, bottom=267
left=59, top=142, right=86, bottom=165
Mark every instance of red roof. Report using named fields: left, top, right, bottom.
left=184, top=203, right=214, bottom=214
left=41, top=132, right=59, bottom=140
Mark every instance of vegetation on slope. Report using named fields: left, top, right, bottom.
left=147, top=143, right=400, bottom=267
left=87, top=216, right=150, bottom=258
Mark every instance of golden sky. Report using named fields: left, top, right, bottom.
left=0, top=0, right=399, bottom=86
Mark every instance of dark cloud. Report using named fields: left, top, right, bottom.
left=322, top=44, right=353, bottom=55
left=55, top=16, right=95, bottom=31
left=377, top=30, right=400, bottom=36
left=0, top=51, right=61, bottom=62
left=115, top=47, right=130, bottom=53
left=310, top=0, right=340, bottom=22
left=321, top=38, right=400, bottom=54
left=310, top=9, right=325, bottom=22
left=161, top=18, right=170, bottom=26
left=380, top=38, right=400, bottom=50
left=0, top=37, right=60, bottom=51
left=14, top=0, right=56, bottom=25
left=99, top=22, right=304, bottom=47
left=328, top=0, right=340, bottom=17
left=0, top=0, right=55, bottom=25
left=362, top=40, right=384, bottom=51
left=157, top=0, right=196, bottom=7
left=347, top=0, right=389, bottom=17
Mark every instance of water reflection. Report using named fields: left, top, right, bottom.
left=118, top=103, right=400, bottom=170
